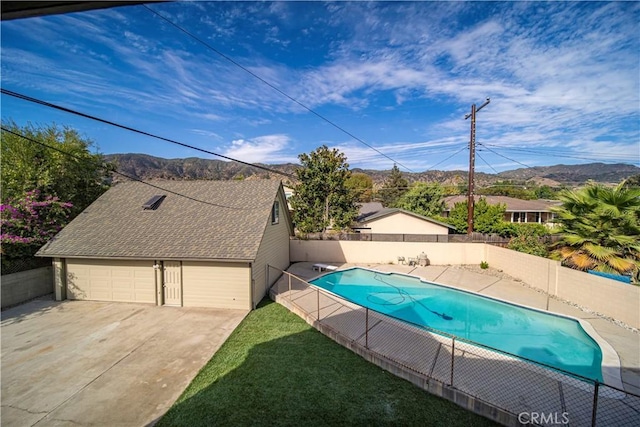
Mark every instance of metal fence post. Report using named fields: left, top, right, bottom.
left=450, top=337, right=456, bottom=386
left=317, top=288, right=321, bottom=320
left=288, top=274, right=291, bottom=300
left=591, top=380, right=599, bottom=427
left=365, top=308, right=369, bottom=348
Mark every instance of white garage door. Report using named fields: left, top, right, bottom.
left=66, top=259, right=155, bottom=303
left=182, top=261, right=251, bottom=310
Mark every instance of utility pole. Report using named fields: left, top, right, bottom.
left=465, top=98, right=490, bottom=235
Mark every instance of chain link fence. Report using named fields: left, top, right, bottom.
left=1, top=256, right=51, bottom=275
left=268, top=265, right=640, bottom=426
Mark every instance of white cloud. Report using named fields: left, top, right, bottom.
left=222, top=134, right=298, bottom=164
left=193, top=113, right=225, bottom=122
left=1, top=2, right=637, bottom=171
left=190, top=129, right=222, bottom=139
left=330, top=137, right=470, bottom=172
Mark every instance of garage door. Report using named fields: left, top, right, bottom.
left=182, top=261, right=251, bottom=310
left=66, top=259, right=156, bottom=303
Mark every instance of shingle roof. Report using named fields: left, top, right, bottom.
left=356, top=202, right=384, bottom=221
left=443, top=195, right=560, bottom=212
left=37, top=180, right=290, bottom=261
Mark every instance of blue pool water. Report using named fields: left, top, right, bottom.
left=310, top=268, right=603, bottom=382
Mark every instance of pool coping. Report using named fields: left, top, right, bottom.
left=311, top=265, right=624, bottom=390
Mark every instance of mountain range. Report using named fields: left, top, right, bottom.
left=105, top=153, right=639, bottom=188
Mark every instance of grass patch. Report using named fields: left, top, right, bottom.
left=158, top=298, right=497, bottom=426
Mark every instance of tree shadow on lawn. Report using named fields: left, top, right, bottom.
left=156, top=299, right=497, bottom=427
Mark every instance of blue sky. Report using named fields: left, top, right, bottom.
left=2, top=1, right=639, bottom=173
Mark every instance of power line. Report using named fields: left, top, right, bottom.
left=142, top=4, right=414, bottom=173
left=1, top=126, right=252, bottom=210
left=483, top=143, right=631, bottom=160
left=424, top=145, right=468, bottom=171
left=476, top=151, right=500, bottom=174
left=1, top=88, right=296, bottom=180
left=351, top=145, right=465, bottom=161
left=482, top=144, right=637, bottom=163
left=478, top=144, right=535, bottom=169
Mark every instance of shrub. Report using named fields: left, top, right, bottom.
left=507, top=226, right=549, bottom=257
left=1, top=190, right=73, bottom=264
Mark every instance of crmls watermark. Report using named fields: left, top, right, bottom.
left=518, top=412, right=569, bottom=425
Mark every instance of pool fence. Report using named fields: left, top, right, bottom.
left=267, top=264, right=640, bottom=427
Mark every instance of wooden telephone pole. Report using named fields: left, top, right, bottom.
left=465, top=98, right=490, bottom=235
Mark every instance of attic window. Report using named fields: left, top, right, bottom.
left=271, top=201, right=279, bottom=224
left=143, top=195, right=166, bottom=210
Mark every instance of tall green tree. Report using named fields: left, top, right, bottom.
left=345, top=172, right=373, bottom=202
left=445, top=198, right=507, bottom=234
left=379, top=164, right=408, bottom=207
left=290, top=145, right=358, bottom=233
left=1, top=120, right=113, bottom=216
left=395, top=182, right=445, bottom=218
left=551, top=183, right=640, bottom=278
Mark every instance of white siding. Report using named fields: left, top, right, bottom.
left=252, top=190, right=291, bottom=307
left=363, top=212, right=450, bottom=234
left=65, top=259, right=155, bottom=303
left=181, top=261, right=251, bottom=310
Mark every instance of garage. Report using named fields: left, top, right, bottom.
left=37, top=180, right=293, bottom=310
left=64, top=259, right=252, bottom=309
left=181, top=261, right=251, bottom=310
left=66, top=259, right=156, bottom=303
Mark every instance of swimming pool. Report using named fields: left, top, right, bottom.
left=310, top=267, right=604, bottom=382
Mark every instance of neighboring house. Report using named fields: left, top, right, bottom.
left=37, top=180, right=293, bottom=310
left=442, top=195, right=560, bottom=225
left=283, top=185, right=294, bottom=210
left=353, top=202, right=456, bottom=235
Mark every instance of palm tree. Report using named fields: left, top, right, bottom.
left=551, top=183, right=640, bottom=281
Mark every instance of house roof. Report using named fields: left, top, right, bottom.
left=356, top=204, right=455, bottom=230
left=37, top=180, right=293, bottom=261
left=443, top=195, right=560, bottom=212
left=356, top=202, right=384, bottom=221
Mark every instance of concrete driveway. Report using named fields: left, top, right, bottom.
left=1, top=298, right=247, bottom=426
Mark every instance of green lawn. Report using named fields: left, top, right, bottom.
left=158, top=298, right=497, bottom=427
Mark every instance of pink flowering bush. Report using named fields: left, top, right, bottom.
left=1, top=189, right=73, bottom=262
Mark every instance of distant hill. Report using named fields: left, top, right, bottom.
left=105, top=153, right=299, bottom=183
left=496, top=163, right=640, bottom=185
left=105, top=153, right=639, bottom=187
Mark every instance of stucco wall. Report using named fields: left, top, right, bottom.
left=485, top=245, right=554, bottom=292
left=1, top=266, right=53, bottom=308
left=289, top=241, right=639, bottom=328
left=486, top=245, right=640, bottom=329
left=290, top=241, right=485, bottom=265
left=362, top=212, right=451, bottom=234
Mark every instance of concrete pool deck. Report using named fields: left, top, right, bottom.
left=280, top=262, right=640, bottom=395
